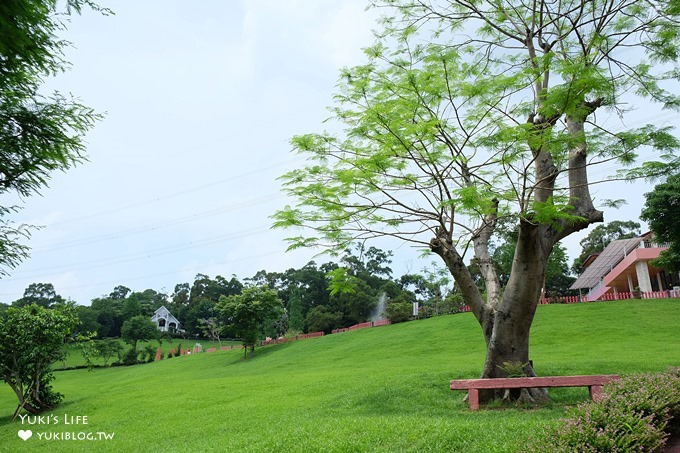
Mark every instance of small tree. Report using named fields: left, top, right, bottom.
left=120, top=316, right=158, bottom=351
left=198, top=317, right=223, bottom=347
left=96, top=339, right=121, bottom=366
left=0, top=304, right=78, bottom=419
left=217, top=286, right=283, bottom=357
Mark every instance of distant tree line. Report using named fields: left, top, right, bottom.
left=1, top=242, right=580, bottom=343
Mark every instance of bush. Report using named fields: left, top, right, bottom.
left=121, top=347, right=139, bottom=366
left=529, top=369, right=680, bottom=452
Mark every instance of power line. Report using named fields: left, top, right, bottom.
left=43, top=157, right=303, bottom=228
left=30, top=192, right=285, bottom=253
left=8, top=226, right=272, bottom=279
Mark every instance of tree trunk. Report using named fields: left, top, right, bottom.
left=432, top=219, right=552, bottom=405
left=477, top=219, right=550, bottom=403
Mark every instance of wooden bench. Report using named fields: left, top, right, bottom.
left=450, top=375, right=620, bottom=410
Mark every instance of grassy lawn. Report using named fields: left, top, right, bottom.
left=1, top=299, right=678, bottom=452
left=58, top=338, right=242, bottom=369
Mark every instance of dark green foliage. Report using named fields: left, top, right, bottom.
left=121, top=346, right=139, bottom=366
left=530, top=369, right=680, bottom=452
left=286, top=287, right=304, bottom=332
left=169, top=274, right=242, bottom=337
left=12, top=282, right=65, bottom=308
left=641, top=174, right=680, bottom=272
left=305, top=305, right=343, bottom=334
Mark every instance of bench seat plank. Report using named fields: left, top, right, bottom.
left=450, top=375, right=619, bottom=390
left=450, top=375, right=619, bottom=410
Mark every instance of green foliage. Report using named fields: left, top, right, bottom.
left=12, top=282, right=65, bottom=308
left=641, top=173, right=680, bottom=272
left=496, top=361, right=530, bottom=378
left=121, top=346, right=139, bottom=366
left=276, top=0, right=680, bottom=255
left=120, top=315, right=158, bottom=349
left=286, top=287, right=304, bottom=333
left=385, top=300, right=412, bottom=323
left=304, top=305, right=343, bottom=334
left=96, top=338, right=120, bottom=366
left=217, top=285, right=284, bottom=355
left=74, top=332, right=98, bottom=372
left=0, top=303, right=78, bottom=416
left=529, top=369, right=680, bottom=452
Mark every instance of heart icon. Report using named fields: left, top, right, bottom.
left=18, top=429, right=32, bottom=441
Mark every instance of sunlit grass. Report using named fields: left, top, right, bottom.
left=0, top=299, right=678, bottom=452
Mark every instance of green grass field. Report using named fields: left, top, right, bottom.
left=58, top=339, right=242, bottom=369
left=1, top=299, right=679, bottom=452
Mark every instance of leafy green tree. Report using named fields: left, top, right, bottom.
left=91, top=295, right=125, bottom=338
left=641, top=173, right=680, bottom=273
left=278, top=261, right=334, bottom=329
left=493, top=237, right=574, bottom=296
left=198, top=317, right=223, bottom=346
left=286, top=287, right=305, bottom=333
left=305, top=305, right=343, bottom=334
left=109, top=285, right=131, bottom=300
left=399, top=262, right=455, bottom=316
left=120, top=315, right=158, bottom=351
left=571, top=221, right=642, bottom=273
left=12, top=282, right=64, bottom=308
left=385, top=300, right=413, bottom=323
left=96, top=339, right=121, bottom=366
left=0, top=0, right=106, bottom=276
left=121, top=297, right=141, bottom=320
left=73, top=304, right=100, bottom=336
left=274, top=0, right=680, bottom=403
left=543, top=245, right=576, bottom=297
left=0, top=303, right=78, bottom=419
left=217, top=286, right=283, bottom=357
left=127, top=289, right=166, bottom=316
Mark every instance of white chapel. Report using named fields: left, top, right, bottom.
left=151, top=306, right=181, bottom=333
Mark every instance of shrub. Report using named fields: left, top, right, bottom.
left=121, top=347, right=139, bottom=366
left=529, top=369, right=680, bottom=452
left=143, top=344, right=156, bottom=363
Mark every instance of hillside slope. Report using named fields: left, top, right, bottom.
left=1, top=299, right=678, bottom=452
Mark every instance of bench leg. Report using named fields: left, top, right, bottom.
left=468, top=389, right=479, bottom=410
left=589, top=385, right=602, bottom=401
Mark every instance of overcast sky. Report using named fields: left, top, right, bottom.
left=1, top=1, right=673, bottom=305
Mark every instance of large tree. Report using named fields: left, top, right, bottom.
left=12, top=282, right=65, bottom=308
left=0, top=303, right=78, bottom=419
left=641, top=173, right=680, bottom=272
left=274, top=0, right=680, bottom=403
left=0, top=0, right=106, bottom=275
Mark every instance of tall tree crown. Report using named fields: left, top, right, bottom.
left=275, top=0, right=680, bottom=255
